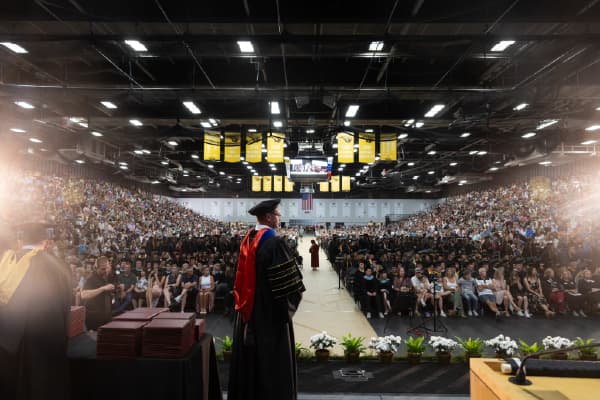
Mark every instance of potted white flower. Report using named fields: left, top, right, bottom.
left=309, top=331, right=337, bottom=362
left=429, top=336, right=459, bottom=364
left=485, top=334, right=518, bottom=358
left=542, top=336, right=573, bottom=360
left=368, top=335, right=402, bottom=364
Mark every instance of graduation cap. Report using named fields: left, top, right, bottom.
left=248, top=199, right=280, bottom=217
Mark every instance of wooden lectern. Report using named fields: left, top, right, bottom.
left=470, top=358, right=600, bottom=400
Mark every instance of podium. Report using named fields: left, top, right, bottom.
left=470, top=358, right=600, bottom=400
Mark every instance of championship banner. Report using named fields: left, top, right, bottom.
left=266, top=132, right=285, bottom=163
left=273, top=176, right=283, bottom=192
left=337, top=132, right=354, bottom=163
left=358, top=133, right=375, bottom=163
left=379, top=133, right=397, bottom=161
left=284, top=176, right=294, bottom=192
left=319, top=182, right=329, bottom=192
left=263, top=176, right=272, bottom=192
left=251, top=176, right=262, bottom=192
left=224, top=132, right=241, bottom=162
left=246, top=132, right=262, bottom=163
left=203, top=131, right=221, bottom=161
left=331, top=175, right=340, bottom=192
left=342, top=176, right=351, bottom=191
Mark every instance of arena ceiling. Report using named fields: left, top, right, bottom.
left=1, top=0, right=600, bottom=197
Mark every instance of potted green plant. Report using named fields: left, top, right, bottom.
left=484, top=334, right=518, bottom=359
left=217, top=335, right=233, bottom=361
left=368, top=335, right=402, bottom=364
left=405, top=336, right=426, bottom=366
left=518, top=340, right=541, bottom=359
left=295, top=342, right=309, bottom=359
left=340, top=333, right=366, bottom=363
left=429, top=336, right=459, bottom=365
left=574, top=337, right=598, bottom=361
left=542, top=336, right=573, bottom=360
left=309, top=331, right=337, bottom=362
left=456, top=337, right=484, bottom=362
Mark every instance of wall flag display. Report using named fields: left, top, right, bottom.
left=337, top=132, right=354, bottom=163
left=263, top=175, right=272, bottom=191
left=358, top=133, right=375, bottom=163
left=273, top=175, right=283, bottom=192
left=342, top=176, right=351, bottom=191
left=246, top=132, right=262, bottom=163
left=331, top=175, right=340, bottom=192
left=266, top=132, right=285, bottom=163
left=224, top=132, right=241, bottom=162
left=203, top=131, right=221, bottom=161
left=251, top=176, right=262, bottom=191
left=379, top=133, right=397, bottom=161
left=284, top=176, right=294, bottom=192
left=319, top=181, right=329, bottom=192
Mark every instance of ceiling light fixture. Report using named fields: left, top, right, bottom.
left=539, top=160, right=552, bottom=165
left=142, top=149, right=151, bottom=154
left=182, top=101, right=201, bottom=114
left=345, top=104, right=359, bottom=118
left=124, top=40, right=148, bottom=52
left=398, top=133, right=408, bottom=139
left=459, top=180, right=468, bottom=184
left=15, top=101, right=34, bottom=109
left=10, top=128, right=26, bottom=133
left=270, top=101, right=280, bottom=114
left=585, top=125, right=600, bottom=131
left=343, top=120, right=351, bottom=127
left=219, top=171, right=225, bottom=175
left=167, top=140, right=178, bottom=146
left=413, top=175, right=419, bottom=180
left=151, top=180, right=160, bottom=184
left=1, top=42, right=28, bottom=53
left=201, top=122, right=212, bottom=128
left=237, top=41, right=254, bottom=53
left=460, top=132, right=471, bottom=138
left=207, top=164, right=214, bottom=169
left=415, top=121, right=424, bottom=128
left=449, top=162, right=458, bottom=166
left=522, top=132, right=536, bottom=138
left=513, top=103, right=529, bottom=111
left=248, top=128, right=257, bottom=133
left=191, top=154, right=199, bottom=159
left=404, top=119, right=415, bottom=127
left=208, top=118, right=217, bottom=125
left=582, top=140, right=598, bottom=145
left=536, top=119, right=558, bottom=130
left=369, top=41, right=384, bottom=51
left=306, top=129, right=315, bottom=133
left=427, top=150, right=436, bottom=155
left=428, top=171, right=435, bottom=175
left=424, top=104, right=445, bottom=118
left=91, top=131, right=103, bottom=137
left=469, top=150, right=478, bottom=155
left=120, top=165, right=129, bottom=170
left=489, top=167, right=499, bottom=171
left=365, top=129, right=374, bottom=133
left=478, top=151, right=487, bottom=155
left=75, top=159, right=85, bottom=164
left=129, top=119, right=143, bottom=126
left=134, top=150, right=144, bottom=155
left=273, top=121, right=283, bottom=128
left=491, top=40, right=515, bottom=52
left=119, top=162, right=128, bottom=166
left=160, top=160, right=169, bottom=165
left=100, top=101, right=117, bottom=109
left=29, top=138, right=42, bottom=143
left=407, top=162, right=415, bottom=166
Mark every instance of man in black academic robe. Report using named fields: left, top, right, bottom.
left=0, top=223, right=72, bottom=400
left=228, top=199, right=305, bottom=400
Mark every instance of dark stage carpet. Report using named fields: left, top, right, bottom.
left=218, top=360, right=470, bottom=394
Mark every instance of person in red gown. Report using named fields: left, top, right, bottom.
left=309, top=239, right=320, bottom=271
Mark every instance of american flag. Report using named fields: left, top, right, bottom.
left=301, top=193, right=313, bottom=212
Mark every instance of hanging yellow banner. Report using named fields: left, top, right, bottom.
left=273, top=176, right=283, bottom=192
left=266, top=132, right=285, bottom=163
left=358, top=133, right=375, bottom=163
left=203, top=131, right=221, bottom=161
left=342, top=176, right=351, bottom=191
left=380, top=133, right=397, bottom=161
left=331, top=175, right=340, bottom=192
left=263, top=176, right=272, bottom=191
left=251, top=176, right=262, bottom=192
left=284, top=176, right=294, bottom=192
left=319, top=182, right=329, bottom=192
left=337, top=132, right=354, bottom=163
left=224, top=132, right=241, bottom=162
left=246, top=132, right=262, bottom=163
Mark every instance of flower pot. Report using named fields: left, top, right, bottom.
left=315, top=349, right=330, bottom=363
left=345, top=351, right=360, bottom=363
left=436, top=352, right=452, bottom=365
left=551, top=351, right=568, bottom=360
left=407, top=352, right=422, bottom=366
left=223, top=350, right=232, bottom=362
left=495, top=351, right=508, bottom=359
left=465, top=353, right=482, bottom=363
left=579, top=353, right=597, bottom=361
left=378, top=351, right=394, bottom=364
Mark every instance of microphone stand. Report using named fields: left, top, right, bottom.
left=510, top=342, right=600, bottom=385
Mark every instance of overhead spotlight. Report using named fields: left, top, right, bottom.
left=375, top=156, right=380, bottom=161
left=582, top=140, right=598, bottom=145
left=344, top=120, right=351, bottom=127
left=207, top=164, right=214, bottom=169
left=536, top=119, right=558, bottom=130
left=539, top=160, right=552, bottom=165
left=413, top=175, right=419, bottom=180
left=427, top=150, right=436, bottom=155
left=100, top=101, right=117, bottom=109
left=15, top=101, right=34, bottom=109
left=201, top=122, right=212, bottom=128
left=118, top=162, right=128, bottom=166
left=332, top=143, right=338, bottom=148
left=449, top=162, right=458, bottom=166
left=75, top=159, right=85, bottom=164
left=365, top=129, right=374, bottom=133
left=270, top=101, right=280, bottom=115
left=91, top=131, right=103, bottom=137
left=398, top=133, right=408, bottom=139
left=428, top=171, right=435, bottom=175
left=124, top=40, right=148, bottom=52
left=424, top=104, right=445, bottom=118
left=10, top=128, right=26, bottom=133
left=208, top=118, right=218, bottom=126
left=491, top=40, right=515, bottom=52
left=167, top=140, right=178, bottom=146
left=1, top=42, right=28, bottom=53
left=345, top=105, right=359, bottom=118
left=489, top=167, right=499, bottom=171
left=460, top=132, right=471, bottom=138
left=248, top=128, right=257, bottom=133
left=415, top=121, right=424, bottom=128
left=477, top=151, right=487, bottom=155
left=368, top=41, right=384, bottom=51
left=191, top=154, right=199, bottom=159
left=273, top=121, right=283, bottom=128
left=252, top=172, right=258, bottom=176
left=513, top=103, right=529, bottom=111
left=160, top=160, right=169, bottom=165
left=237, top=40, right=254, bottom=53
left=459, top=179, right=468, bottom=184
left=585, top=125, right=600, bottom=131
left=404, top=119, right=415, bottom=127
left=219, top=171, right=225, bottom=175
left=182, top=101, right=201, bottom=114
left=407, top=162, right=415, bottom=166
left=134, top=150, right=144, bottom=155
left=306, top=129, right=315, bottom=134
left=151, top=180, right=160, bottom=184
left=129, top=119, right=143, bottom=126
left=120, top=165, right=129, bottom=170
left=142, top=149, right=151, bottom=154
left=522, top=132, right=536, bottom=138
left=469, top=150, right=478, bottom=155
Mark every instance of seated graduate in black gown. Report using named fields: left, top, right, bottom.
left=228, top=199, right=305, bottom=400
left=0, top=222, right=72, bottom=400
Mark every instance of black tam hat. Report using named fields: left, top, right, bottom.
left=248, top=199, right=280, bottom=217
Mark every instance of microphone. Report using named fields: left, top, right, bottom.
left=506, top=342, right=600, bottom=385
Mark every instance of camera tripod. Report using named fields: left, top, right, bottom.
left=406, top=275, right=448, bottom=337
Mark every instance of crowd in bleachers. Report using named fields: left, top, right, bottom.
left=2, top=168, right=600, bottom=325
left=320, top=177, right=600, bottom=319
